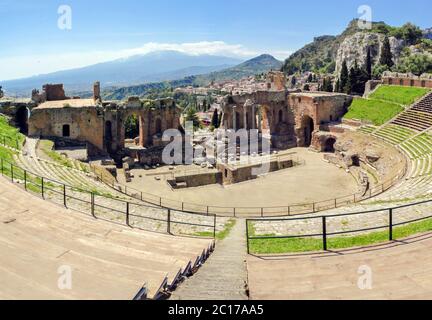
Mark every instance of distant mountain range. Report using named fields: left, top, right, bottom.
left=102, top=54, right=283, bottom=100
left=1, top=51, right=243, bottom=95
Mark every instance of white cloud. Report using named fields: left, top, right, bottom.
left=0, top=41, right=292, bottom=81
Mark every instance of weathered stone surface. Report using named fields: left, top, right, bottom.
left=28, top=83, right=181, bottom=159
left=335, top=32, right=405, bottom=76
left=365, top=150, right=380, bottom=163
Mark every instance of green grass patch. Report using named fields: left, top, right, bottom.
left=38, top=140, right=74, bottom=168
left=196, top=219, right=236, bottom=240
left=0, top=115, right=25, bottom=149
left=248, top=217, right=432, bottom=254
left=344, top=98, right=403, bottom=126
left=369, top=85, right=430, bottom=106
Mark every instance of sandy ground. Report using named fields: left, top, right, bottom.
left=120, top=148, right=359, bottom=208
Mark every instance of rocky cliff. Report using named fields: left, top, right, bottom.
left=335, top=32, right=405, bottom=75
left=282, top=20, right=431, bottom=77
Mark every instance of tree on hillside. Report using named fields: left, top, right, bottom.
left=185, top=105, right=200, bottom=129
left=397, top=23, right=423, bottom=45
left=366, top=47, right=372, bottom=80
left=307, top=73, right=313, bottom=83
left=380, top=36, right=394, bottom=68
left=0, top=86, right=3, bottom=99
left=335, top=79, right=341, bottom=93
left=340, top=60, right=350, bottom=94
left=397, top=53, right=432, bottom=75
left=211, top=109, right=219, bottom=128
left=321, top=77, right=333, bottom=92
left=347, top=61, right=369, bottom=95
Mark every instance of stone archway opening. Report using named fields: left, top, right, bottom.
left=15, top=106, right=29, bottom=135
left=235, top=111, right=241, bottom=130
left=301, top=115, right=314, bottom=147
left=324, top=137, right=336, bottom=153
left=155, top=118, right=162, bottom=136
left=104, top=120, right=113, bottom=152
left=125, top=114, right=140, bottom=140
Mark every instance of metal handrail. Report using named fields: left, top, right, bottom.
left=0, top=157, right=216, bottom=239
left=246, top=200, right=432, bottom=253
left=95, top=163, right=406, bottom=218
left=0, top=137, right=406, bottom=218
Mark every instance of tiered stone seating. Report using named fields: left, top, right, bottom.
left=373, top=124, right=416, bottom=145
left=13, top=151, right=119, bottom=196
left=11, top=148, right=221, bottom=236
left=411, top=92, right=432, bottom=113
left=388, top=92, right=432, bottom=131
left=0, top=176, right=211, bottom=299
left=391, top=110, right=432, bottom=131
left=357, top=125, right=377, bottom=134
left=400, top=133, right=432, bottom=159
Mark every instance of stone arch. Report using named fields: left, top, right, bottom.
left=235, top=111, right=241, bottom=130
left=278, top=109, right=284, bottom=124
left=324, top=137, right=336, bottom=153
left=125, top=114, right=140, bottom=140
left=15, top=106, right=29, bottom=135
left=301, top=115, right=315, bottom=147
left=104, top=120, right=113, bottom=152
left=246, top=111, right=250, bottom=129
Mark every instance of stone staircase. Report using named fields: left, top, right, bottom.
left=171, top=219, right=249, bottom=300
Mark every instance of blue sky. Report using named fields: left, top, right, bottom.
left=0, top=0, right=429, bottom=80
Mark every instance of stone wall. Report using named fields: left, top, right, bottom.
left=29, top=106, right=106, bottom=154
left=169, top=172, right=223, bottom=189
left=382, top=73, right=432, bottom=89
left=28, top=87, right=182, bottom=160
left=217, top=158, right=294, bottom=185
left=221, top=90, right=351, bottom=150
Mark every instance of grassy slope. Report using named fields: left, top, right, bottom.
left=369, top=85, right=430, bottom=105
left=0, top=115, right=25, bottom=149
left=344, top=85, right=430, bottom=126
left=344, top=98, right=403, bottom=126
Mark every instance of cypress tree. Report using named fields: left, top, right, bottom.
left=211, top=109, right=219, bottom=128
left=366, top=47, right=372, bottom=80
left=335, top=79, right=340, bottom=93
left=380, top=36, right=394, bottom=68
left=340, top=60, right=349, bottom=94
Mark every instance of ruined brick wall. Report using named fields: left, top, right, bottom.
left=222, top=90, right=351, bottom=149
left=382, top=76, right=432, bottom=89
left=43, top=84, right=68, bottom=101
left=29, top=107, right=105, bottom=151
left=217, top=159, right=294, bottom=185
left=289, top=93, right=351, bottom=147
left=266, top=71, right=287, bottom=91
left=120, top=98, right=181, bottom=149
